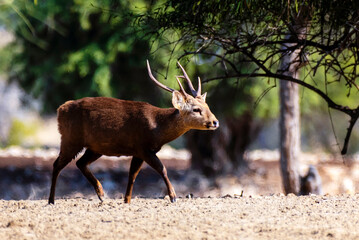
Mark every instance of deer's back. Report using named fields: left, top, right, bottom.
left=58, top=97, right=160, bottom=157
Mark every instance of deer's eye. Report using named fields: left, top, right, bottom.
left=193, top=108, right=202, bottom=114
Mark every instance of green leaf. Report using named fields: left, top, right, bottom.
left=93, top=65, right=112, bottom=97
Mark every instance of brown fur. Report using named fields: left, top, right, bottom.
left=49, top=95, right=218, bottom=204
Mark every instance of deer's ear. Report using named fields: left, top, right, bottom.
left=172, top=91, right=187, bottom=110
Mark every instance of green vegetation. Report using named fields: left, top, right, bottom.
left=1, top=0, right=359, bottom=153
left=0, top=0, right=160, bottom=113
left=7, top=118, right=39, bottom=146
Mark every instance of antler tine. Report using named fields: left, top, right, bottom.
left=177, top=61, right=198, bottom=97
left=147, top=60, right=175, bottom=93
left=197, top=76, right=202, bottom=96
left=175, top=76, right=188, bottom=96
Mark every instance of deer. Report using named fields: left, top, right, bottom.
left=48, top=60, right=219, bottom=204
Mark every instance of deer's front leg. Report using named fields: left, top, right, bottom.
left=125, top=157, right=144, bottom=203
left=143, top=152, right=176, bottom=202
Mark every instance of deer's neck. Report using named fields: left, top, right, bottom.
left=154, top=108, right=189, bottom=147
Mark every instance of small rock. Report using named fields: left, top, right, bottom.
left=222, top=194, right=233, bottom=198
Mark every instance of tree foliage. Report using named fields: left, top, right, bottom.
left=142, top=0, right=359, bottom=154
left=0, top=0, right=160, bottom=113
left=2, top=0, right=359, bottom=154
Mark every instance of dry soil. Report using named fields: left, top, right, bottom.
left=1, top=195, right=359, bottom=240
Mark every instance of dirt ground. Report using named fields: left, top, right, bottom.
left=1, top=148, right=359, bottom=239
left=1, top=195, right=359, bottom=240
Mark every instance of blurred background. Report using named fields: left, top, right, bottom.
left=1, top=0, right=359, bottom=200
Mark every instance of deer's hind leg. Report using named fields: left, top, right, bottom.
left=49, top=145, right=83, bottom=204
left=76, top=149, right=103, bottom=201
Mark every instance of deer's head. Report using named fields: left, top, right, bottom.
left=147, top=60, right=219, bottom=130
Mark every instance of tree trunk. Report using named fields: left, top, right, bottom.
left=279, top=14, right=310, bottom=194
left=187, top=113, right=261, bottom=177
left=280, top=71, right=301, bottom=194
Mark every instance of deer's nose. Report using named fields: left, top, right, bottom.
left=213, top=120, right=219, bottom=128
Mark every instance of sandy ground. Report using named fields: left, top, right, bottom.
left=1, top=195, right=359, bottom=240
left=1, top=147, right=359, bottom=239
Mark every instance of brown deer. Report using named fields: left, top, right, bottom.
left=48, top=60, right=219, bottom=204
